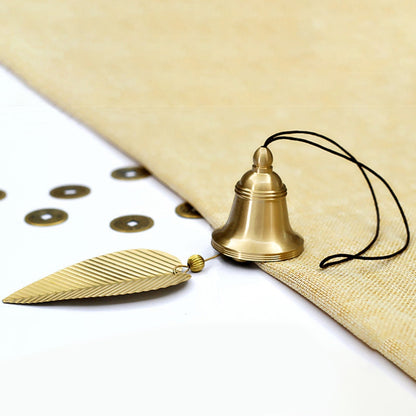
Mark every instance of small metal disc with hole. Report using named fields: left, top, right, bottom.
left=175, top=202, right=202, bottom=219
left=111, top=167, right=150, bottom=180
left=25, top=208, right=68, bottom=226
left=0, top=190, right=6, bottom=200
left=110, top=215, right=154, bottom=233
left=50, top=185, right=90, bottom=199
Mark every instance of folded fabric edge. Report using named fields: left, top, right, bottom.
left=1, top=61, right=414, bottom=382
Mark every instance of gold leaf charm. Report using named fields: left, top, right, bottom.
left=3, top=249, right=190, bottom=304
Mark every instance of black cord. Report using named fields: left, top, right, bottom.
left=266, top=130, right=380, bottom=267
left=263, top=130, right=410, bottom=269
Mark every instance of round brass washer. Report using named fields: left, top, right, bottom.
left=110, top=215, right=154, bottom=233
left=50, top=185, right=90, bottom=199
left=175, top=202, right=202, bottom=219
left=111, top=167, right=150, bottom=181
left=25, top=208, right=68, bottom=226
left=0, top=190, right=6, bottom=200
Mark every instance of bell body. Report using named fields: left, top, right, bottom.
left=211, top=147, right=304, bottom=262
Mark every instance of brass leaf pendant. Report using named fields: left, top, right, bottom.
left=3, top=249, right=191, bottom=304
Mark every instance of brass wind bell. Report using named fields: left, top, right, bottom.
left=4, top=130, right=409, bottom=304
left=212, top=146, right=304, bottom=262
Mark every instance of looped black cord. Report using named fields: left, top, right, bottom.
left=263, top=130, right=410, bottom=269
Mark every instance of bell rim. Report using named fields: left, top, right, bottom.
left=211, top=239, right=304, bottom=262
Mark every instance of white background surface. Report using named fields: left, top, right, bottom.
left=0, top=66, right=415, bottom=415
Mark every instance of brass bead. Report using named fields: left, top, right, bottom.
left=187, top=255, right=205, bottom=273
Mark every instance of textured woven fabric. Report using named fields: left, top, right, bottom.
left=1, top=1, right=415, bottom=378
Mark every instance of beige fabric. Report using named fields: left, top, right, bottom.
left=1, top=1, right=415, bottom=378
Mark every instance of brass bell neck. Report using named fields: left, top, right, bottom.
left=236, top=146, right=287, bottom=200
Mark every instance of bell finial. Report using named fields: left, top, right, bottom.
left=252, top=146, right=273, bottom=169
left=211, top=146, right=304, bottom=262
